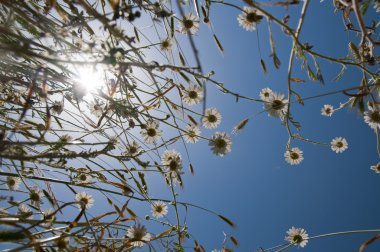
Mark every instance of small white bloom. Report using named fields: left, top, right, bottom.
left=75, top=191, right=94, bottom=210
left=75, top=168, right=92, bottom=184
left=284, top=147, right=304, bottom=165
left=29, top=186, right=44, bottom=207
left=209, top=132, right=232, bottom=156
left=18, top=204, right=33, bottom=220
left=370, top=162, right=380, bottom=173
left=184, top=125, right=201, bottom=143
left=125, top=141, right=142, bottom=156
left=259, top=88, right=273, bottom=101
left=182, top=85, right=203, bottom=106
left=161, top=150, right=183, bottom=184
left=330, top=137, right=348, bottom=153
left=285, top=226, right=309, bottom=248
left=6, top=176, right=21, bottom=191
left=202, top=108, right=222, bottom=129
left=178, top=13, right=199, bottom=34
left=160, top=38, right=173, bottom=51
left=126, top=224, right=152, bottom=247
left=264, top=92, right=288, bottom=118
left=51, top=101, right=64, bottom=115
left=364, top=109, right=380, bottom=130
left=321, top=104, right=334, bottom=117
left=237, top=6, right=264, bottom=31
left=88, top=100, right=104, bottom=117
left=151, top=201, right=168, bottom=218
left=140, top=120, right=162, bottom=144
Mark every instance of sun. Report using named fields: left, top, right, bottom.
left=75, top=65, right=106, bottom=92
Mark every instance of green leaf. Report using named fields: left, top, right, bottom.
left=291, top=90, right=304, bottom=105
left=179, top=52, right=186, bottom=66
left=134, top=27, right=140, bottom=43
left=260, top=59, right=267, bottom=75
left=213, top=34, right=224, bottom=53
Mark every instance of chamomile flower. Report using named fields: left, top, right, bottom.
left=178, top=13, right=199, bottom=34
left=161, top=150, right=183, bottom=182
left=151, top=201, right=168, bottom=218
left=202, top=108, right=222, bottom=129
left=6, top=176, right=21, bottom=191
left=140, top=120, right=162, bottom=144
left=51, top=101, right=64, bottom=115
left=184, top=125, right=201, bottom=143
left=18, top=204, right=33, bottom=219
left=364, top=108, right=380, bottom=130
left=370, top=162, right=380, bottom=173
left=209, top=132, right=232, bottom=156
left=330, top=137, right=348, bottom=153
left=284, top=147, right=304, bottom=165
left=237, top=6, right=264, bottom=31
left=264, top=92, right=288, bottom=118
left=160, top=38, right=173, bottom=51
left=29, top=186, right=44, bottom=207
left=75, top=191, right=94, bottom=210
left=88, top=100, right=104, bottom=117
left=285, top=227, right=309, bottom=248
left=259, top=88, right=273, bottom=101
left=321, top=104, right=334, bottom=117
left=126, top=224, right=152, bottom=247
left=125, top=141, right=142, bottom=156
left=75, top=169, right=92, bottom=184
left=182, top=85, right=203, bottom=105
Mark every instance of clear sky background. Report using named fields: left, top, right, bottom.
left=164, top=1, right=380, bottom=251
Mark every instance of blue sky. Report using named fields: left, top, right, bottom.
left=169, top=1, right=380, bottom=251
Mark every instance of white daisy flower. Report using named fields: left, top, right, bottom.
left=160, top=38, right=173, bottom=51
left=51, top=101, right=64, bottom=115
left=184, top=125, right=201, bottom=143
left=126, top=224, right=152, bottom=247
left=364, top=109, right=380, bottom=130
left=140, top=120, right=162, bottom=144
left=151, top=201, right=168, bottom=218
left=330, top=137, right=348, bottom=153
left=285, top=147, right=304, bottom=165
left=370, top=162, right=380, bottom=173
left=29, top=186, right=44, bottom=207
left=182, top=85, right=203, bottom=106
left=237, top=6, right=264, bottom=31
left=75, top=191, right=94, bottom=210
left=209, top=132, right=232, bottom=156
left=88, top=100, right=104, bottom=117
left=75, top=168, right=92, bottom=184
left=178, top=13, right=199, bottom=34
left=161, top=150, right=183, bottom=184
left=6, top=176, right=21, bottom=191
left=125, top=141, right=142, bottom=156
left=264, top=92, right=288, bottom=118
left=259, top=88, right=273, bottom=101
left=18, top=204, right=33, bottom=220
left=285, top=226, right=309, bottom=248
left=202, top=108, right=222, bottom=129
left=60, top=134, right=73, bottom=143
left=321, top=104, right=334, bottom=117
